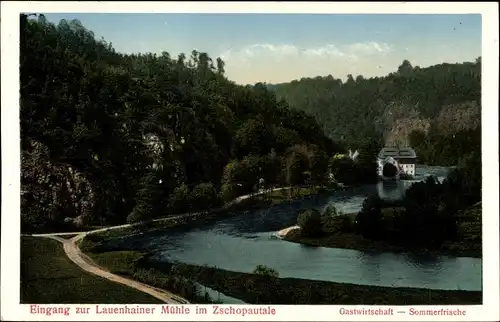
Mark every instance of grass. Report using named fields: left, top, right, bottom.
left=168, top=263, right=482, bottom=305
left=20, top=236, right=163, bottom=304
left=284, top=204, right=482, bottom=258
left=80, top=241, right=220, bottom=304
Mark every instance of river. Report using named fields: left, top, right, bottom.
left=102, top=165, right=481, bottom=295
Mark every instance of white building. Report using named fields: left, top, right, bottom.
left=377, top=147, right=417, bottom=178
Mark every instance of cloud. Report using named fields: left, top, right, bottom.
left=344, top=41, right=392, bottom=55
left=303, top=44, right=348, bottom=58
left=220, top=43, right=298, bottom=61
left=219, top=41, right=392, bottom=62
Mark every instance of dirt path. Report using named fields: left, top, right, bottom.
left=44, top=235, right=189, bottom=304
left=28, top=187, right=291, bottom=304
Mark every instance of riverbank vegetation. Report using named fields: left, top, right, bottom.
left=20, top=237, right=163, bottom=304
left=172, top=264, right=481, bottom=305
left=21, top=14, right=384, bottom=234
left=285, top=152, right=482, bottom=257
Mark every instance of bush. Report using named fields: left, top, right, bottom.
left=220, top=183, right=240, bottom=203
left=167, top=184, right=190, bottom=214
left=395, top=177, right=457, bottom=246
left=252, top=264, right=279, bottom=278
left=335, top=215, right=355, bottom=233
left=321, top=204, right=340, bottom=226
left=297, top=209, right=323, bottom=237
left=355, top=194, right=385, bottom=239
left=129, top=171, right=163, bottom=223
left=189, top=182, right=219, bottom=212
left=322, top=204, right=341, bottom=217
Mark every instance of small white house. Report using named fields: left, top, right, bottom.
left=377, top=147, right=417, bottom=178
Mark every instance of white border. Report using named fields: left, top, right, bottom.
left=1, top=2, right=498, bottom=321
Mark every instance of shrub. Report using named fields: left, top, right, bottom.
left=322, top=204, right=340, bottom=217
left=167, top=184, right=190, bottom=214
left=355, top=194, right=385, bottom=239
left=395, top=177, right=457, bottom=246
left=189, top=182, right=218, bottom=212
left=129, top=171, right=163, bottom=223
left=220, top=183, right=238, bottom=203
left=297, top=208, right=323, bottom=237
left=252, top=264, right=279, bottom=278
left=336, top=215, right=355, bottom=233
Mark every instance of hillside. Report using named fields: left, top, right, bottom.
left=20, top=14, right=344, bottom=232
left=269, top=59, right=481, bottom=165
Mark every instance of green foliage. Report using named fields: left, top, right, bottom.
left=167, top=184, right=190, bottom=214
left=20, top=14, right=340, bottom=231
left=322, top=204, right=341, bottom=218
left=327, top=139, right=381, bottom=185
left=355, top=194, right=386, bottom=240
left=189, top=182, right=219, bottom=211
left=127, top=171, right=163, bottom=224
left=270, top=59, right=481, bottom=166
left=252, top=265, right=280, bottom=278
left=297, top=209, right=323, bottom=237
left=285, top=146, right=310, bottom=186
left=321, top=205, right=354, bottom=233
left=394, top=177, right=457, bottom=246
left=353, top=151, right=480, bottom=249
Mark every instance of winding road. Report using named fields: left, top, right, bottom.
left=26, top=187, right=290, bottom=304
left=30, top=233, right=190, bottom=304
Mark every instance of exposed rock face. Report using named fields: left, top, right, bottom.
left=436, top=101, right=481, bottom=135
left=382, top=100, right=480, bottom=147
left=385, top=117, right=431, bottom=147
left=21, top=141, right=95, bottom=231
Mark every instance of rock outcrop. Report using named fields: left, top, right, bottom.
left=21, top=141, right=95, bottom=232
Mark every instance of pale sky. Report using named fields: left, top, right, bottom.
left=42, top=13, right=482, bottom=84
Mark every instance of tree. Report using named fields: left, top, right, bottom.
left=395, top=177, right=450, bottom=246
left=397, top=59, right=414, bottom=74
left=252, top=264, right=279, bottom=278
left=355, top=194, right=385, bottom=240
left=189, top=182, right=219, bottom=212
left=128, top=171, right=163, bottom=224
left=297, top=209, right=323, bottom=237
left=167, top=184, right=190, bottom=214
left=270, top=58, right=480, bottom=166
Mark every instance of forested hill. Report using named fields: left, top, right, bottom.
left=269, top=59, right=481, bottom=165
left=20, top=14, right=343, bottom=232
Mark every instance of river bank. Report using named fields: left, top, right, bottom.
left=79, top=186, right=335, bottom=240
left=77, top=242, right=482, bottom=305
left=171, top=263, right=481, bottom=305
left=280, top=204, right=482, bottom=258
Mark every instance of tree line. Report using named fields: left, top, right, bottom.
left=20, top=14, right=481, bottom=235
left=270, top=58, right=481, bottom=166
left=21, top=14, right=349, bottom=232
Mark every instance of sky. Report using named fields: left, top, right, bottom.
left=42, top=13, right=482, bottom=84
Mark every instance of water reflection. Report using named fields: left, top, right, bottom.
left=375, top=166, right=450, bottom=202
